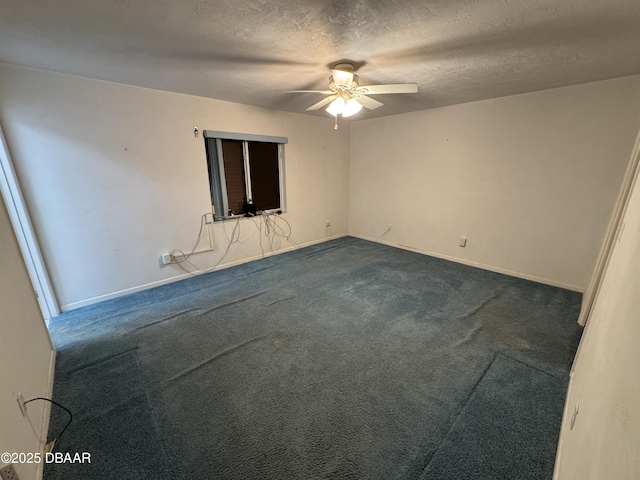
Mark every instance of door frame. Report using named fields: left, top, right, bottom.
left=0, top=122, right=59, bottom=320
left=578, top=126, right=640, bottom=328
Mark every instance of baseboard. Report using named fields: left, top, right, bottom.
left=351, top=234, right=584, bottom=293
left=61, top=234, right=348, bottom=312
left=36, top=348, right=56, bottom=480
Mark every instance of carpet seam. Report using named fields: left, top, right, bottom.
left=496, top=351, right=567, bottom=381
left=135, top=351, right=176, bottom=478
left=418, top=353, right=498, bottom=479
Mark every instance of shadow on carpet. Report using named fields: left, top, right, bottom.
left=45, top=237, right=582, bottom=479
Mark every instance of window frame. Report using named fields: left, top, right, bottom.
left=204, top=130, right=287, bottom=221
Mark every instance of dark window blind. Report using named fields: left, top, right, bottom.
left=221, top=140, right=246, bottom=214
left=248, top=142, right=280, bottom=210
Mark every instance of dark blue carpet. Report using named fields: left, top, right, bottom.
left=45, top=237, right=582, bottom=479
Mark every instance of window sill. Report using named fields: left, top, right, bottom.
left=215, top=209, right=285, bottom=222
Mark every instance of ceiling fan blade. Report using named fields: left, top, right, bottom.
left=284, top=90, right=334, bottom=94
left=306, top=95, right=337, bottom=111
left=356, top=95, right=384, bottom=110
left=357, top=83, right=418, bottom=94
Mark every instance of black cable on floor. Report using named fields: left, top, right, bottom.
left=24, top=397, right=72, bottom=449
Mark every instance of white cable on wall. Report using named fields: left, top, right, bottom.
left=170, top=212, right=299, bottom=276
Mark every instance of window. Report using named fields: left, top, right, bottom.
left=204, top=131, right=287, bottom=220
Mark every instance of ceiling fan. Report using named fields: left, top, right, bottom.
left=288, top=62, right=418, bottom=127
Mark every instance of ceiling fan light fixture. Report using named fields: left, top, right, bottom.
left=331, top=69, right=354, bottom=89
left=292, top=62, right=417, bottom=120
left=342, top=98, right=363, bottom=117
left=326, top=96, right=346, bottom=116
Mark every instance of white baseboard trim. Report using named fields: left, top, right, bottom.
left=60, top=234, right=348, bottom=312
left=36, top=348, right=56, bottom=480
left=351, top=234, right=584, bottom=293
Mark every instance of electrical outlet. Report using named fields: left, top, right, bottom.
left=17, top=393, right=26, bottom=417
left=161, top=253, right=172, bottom=265
left=0, top=464, right=20, bottom=480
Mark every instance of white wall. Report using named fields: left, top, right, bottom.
left=0, top=194, right=55, bottom=479
left=2, top=62, right=640, bottom=308
left=553, top=137, right=640, bottom=479
left=349, top=76, right=640, bottom=291
left=0, top=63, right=350, bottom=309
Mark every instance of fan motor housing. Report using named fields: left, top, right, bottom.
left=330, top=74, right=359, bottom=92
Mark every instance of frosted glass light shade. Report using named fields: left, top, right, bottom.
left=342, top=98, right=363, bottom=117
left=326, top=97, right=345, bottom=116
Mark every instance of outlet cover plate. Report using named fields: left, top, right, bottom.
left=0, top=464, right=20, bottom=480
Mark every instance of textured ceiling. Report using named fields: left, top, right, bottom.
left=1, top=0, right=640, bottom=120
